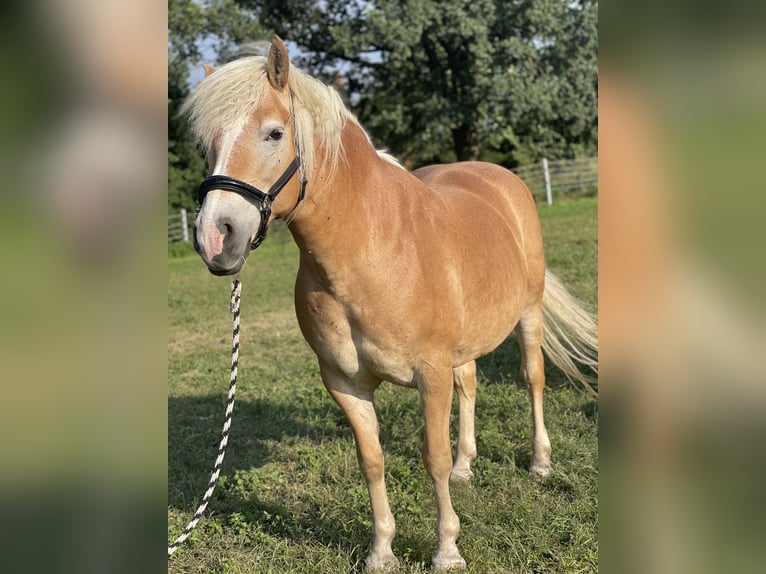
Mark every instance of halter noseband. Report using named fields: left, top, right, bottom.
left=197, top=156, right=307, bottom=250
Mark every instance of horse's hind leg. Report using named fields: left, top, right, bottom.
left=451, top=361, right=478, bottom=482
left=516, top=306, right=553, bottom=477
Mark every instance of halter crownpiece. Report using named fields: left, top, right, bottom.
left=197, top=156, right=307, bottom=250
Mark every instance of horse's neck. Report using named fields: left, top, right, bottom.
left=289, top=122, right=409, bottom=262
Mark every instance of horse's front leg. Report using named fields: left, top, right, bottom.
left=318, top=360, right=398, bottom=570
left=418, top=361, right=466, bottom=570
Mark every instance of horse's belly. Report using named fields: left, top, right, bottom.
left=453, top=303, right=522, bottom=366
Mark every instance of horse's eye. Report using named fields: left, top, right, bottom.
left=268, top=129, right=283, bottom=141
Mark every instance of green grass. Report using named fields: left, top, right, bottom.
left=169, top=197, right=597, bottom=573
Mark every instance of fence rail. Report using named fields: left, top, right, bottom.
left=513, top=157, right=597, bottom=204
left=168, top=208, right=191, bottom=244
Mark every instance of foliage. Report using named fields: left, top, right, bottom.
left=168, top=197, right=598, bottom=572
left=243, top=0, right=597, bottom=167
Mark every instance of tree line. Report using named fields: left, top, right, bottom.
left=169, top=0, right=597, bottom=211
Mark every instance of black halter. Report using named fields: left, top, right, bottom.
left=197, top=157, right=307, bottom=250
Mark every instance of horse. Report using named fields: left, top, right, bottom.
left=187, top=36, right=597, bottom=570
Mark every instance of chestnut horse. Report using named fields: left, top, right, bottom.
left=188, top=37, right=597, bottom=570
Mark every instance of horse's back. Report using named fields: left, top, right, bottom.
left=414, top=161, right=545, bottom=290
left=415, top=161, right=534, bottom=211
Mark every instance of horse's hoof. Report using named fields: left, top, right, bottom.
left=449, top=468, right=474, bottom=483
left=529, top=461, right=553, bottom=479
left=432, top=551, right=466, bottom=571
left=364, top=553, right=400, bottom=572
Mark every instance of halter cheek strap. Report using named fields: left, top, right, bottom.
left=197, top=157, right=308, bottom=250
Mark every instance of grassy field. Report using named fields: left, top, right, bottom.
left=168, top=197, right=598, bottom=573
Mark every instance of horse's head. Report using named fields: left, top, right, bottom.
left=191, top=36, right=304, bottom=275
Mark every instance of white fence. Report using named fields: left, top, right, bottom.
left=513, top=157, right=597, bottom=205
left=168, top=208, right=191, bottom=244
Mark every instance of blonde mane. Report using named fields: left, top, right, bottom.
left=183, top=57, right=394, bottom=187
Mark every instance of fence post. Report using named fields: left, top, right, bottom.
left=180, top=208, right=189, bottom=243
left=542, top=158, right=552, bottom=205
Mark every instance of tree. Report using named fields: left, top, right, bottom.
left=488, top=0, right=598, bottom=165
left=238, top=0, right=597, bottom=167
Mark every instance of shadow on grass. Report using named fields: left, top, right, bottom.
left=168, top=393, right=345, bottom=505
left=168, top=392, right=374, bottom=564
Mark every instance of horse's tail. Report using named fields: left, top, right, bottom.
left=541, top=270, right=599, bottom=395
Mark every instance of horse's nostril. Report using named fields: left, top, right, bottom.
left=216, top=218, right=233, bottom=237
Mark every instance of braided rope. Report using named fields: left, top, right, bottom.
left=168, top=279, right=242, bottom=557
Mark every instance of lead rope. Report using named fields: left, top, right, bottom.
left=168, top=279, right=242, bottom=557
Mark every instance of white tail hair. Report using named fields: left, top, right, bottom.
left=541, top=270, right=599, bottom=394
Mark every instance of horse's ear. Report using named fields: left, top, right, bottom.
left=267, top=35, right=290, bottom=91
left=203, top=63, right=216, bottom=78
